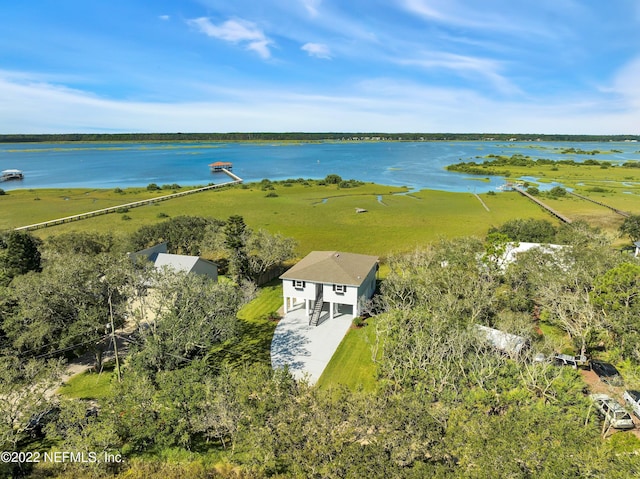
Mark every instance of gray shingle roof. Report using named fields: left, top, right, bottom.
left=154, top=253, right=201, bottom=273
left=280, top=251, right=378, bottom=286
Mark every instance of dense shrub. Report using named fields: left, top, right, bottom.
left=324, top=174, right=342, bottom=184
left=548, top=186, right=567, bottom=198
left=488, top=218, right=558, bottom=243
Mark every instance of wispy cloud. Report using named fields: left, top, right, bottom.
left=399, top=0, right=562, bottom=39
left=188, top=17, right=273, bottom=59
left=301, top=42, right=331, bottom=59
left=1, top=70, right=637, bottom=135
left=398, top=52, right=520, bottom=95
left=609, top=57, right=640, bottom=108
left=302, top=0, right=322, bottom=17
left=1, top=2, right=637, bottom=135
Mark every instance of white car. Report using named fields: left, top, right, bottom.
left=590, top=394, right=635, bottom=430
left=623, top=390, right=640, bottom=419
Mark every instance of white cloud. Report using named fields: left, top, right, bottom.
left=398, top=52, right=520, bottom=96
left=399, top=0, right=562, bottom=40
left=401, top=0, right=447, bottom=21
left=159, top=15, right=170, bottom=21
left=610, top=57, right=640, bottom=108
left=301, top=42, right=331, bottom=59
left=302, top=0, right=322, bottom=17
left=1, top=71, right=638, bottom=135
left=188, top=17, right=273, bottom=59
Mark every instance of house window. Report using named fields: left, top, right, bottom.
left=293, top=280, right=305, bottom=289
left=333, top=284, right=346, bottom=294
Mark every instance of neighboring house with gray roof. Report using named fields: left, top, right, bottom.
left=128, top=243, right=217, bottom=281
left=280, top=251, right=378, bottom=325
left=153, top=253, right=217, bottom=280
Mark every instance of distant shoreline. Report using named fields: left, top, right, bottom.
left=1, top=132, right=639, bottom=144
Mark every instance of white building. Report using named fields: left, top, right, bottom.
left=498, top=241, right=565, bottom=269
left=128, top=243, right=217, bottom=281
left=280, top=251, right=378, bottom=325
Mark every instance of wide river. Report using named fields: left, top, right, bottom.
left=1, top=140, right=639, bottom=192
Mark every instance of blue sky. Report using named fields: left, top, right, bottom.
left=1, top=0, right=639, bottom=134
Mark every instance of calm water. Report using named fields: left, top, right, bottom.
left=1, top=141, right=639, bottom=193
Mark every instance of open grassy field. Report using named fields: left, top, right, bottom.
left=58, top=364, right=115, bottom=400
left=2, top=181, right=570, bottom=257
left=0, top=186, right=193, bottom=231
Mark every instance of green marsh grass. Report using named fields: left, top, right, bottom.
left=3, top=182, right=567, bottom=256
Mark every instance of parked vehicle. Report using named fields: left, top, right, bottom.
left=22, top=405, right=98, bottom=440
left=623, top=390, right=640, bottom=419
left=553, top=353, right=589, bottom=369
left=590, top=394, right=635, bottom=430
left=590, top=360, right=623, bottom=386
left=22, top=407, right=60, bottom=439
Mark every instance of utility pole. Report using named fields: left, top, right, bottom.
left=108, top=294, right=122, bottom=383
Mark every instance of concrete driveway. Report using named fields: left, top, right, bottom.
left=271, top=303, right=352, bottom=384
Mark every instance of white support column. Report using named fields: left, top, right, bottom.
left=284, top=296, right=288, bottom=314
left=330, top=302, right=334, bottom=321
left=305, top=299, right=309, bottom=317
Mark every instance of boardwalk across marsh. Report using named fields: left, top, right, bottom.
left=566, top=190, right=630, bottom=218
left=512, top=186, right=572, bottom=224
left=15, top=169, right=242, bottom=232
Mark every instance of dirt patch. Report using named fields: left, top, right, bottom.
left=580, top=369, right=640, bottom=438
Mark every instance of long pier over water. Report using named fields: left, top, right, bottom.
left=15, top=169, right=242, bottom=232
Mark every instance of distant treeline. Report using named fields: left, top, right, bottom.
left=0, top=132, right=639, bottom=143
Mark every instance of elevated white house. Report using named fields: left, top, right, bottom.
left=128, top=243, right=218, bottom=281
left=280, top=251, right=378, bottom=326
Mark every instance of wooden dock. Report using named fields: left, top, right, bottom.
left=512, top=186, right=572, bottom=224
left=15, top=170, right=243, bottom=232
left=567, top=190, right=630, bottom=217
left=209, top=161, right=233, bottom=172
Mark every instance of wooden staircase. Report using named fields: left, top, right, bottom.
left=309, top=290, right=324, bottom=326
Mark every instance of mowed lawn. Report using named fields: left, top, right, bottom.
left=209, top=282, right=282, bottom=368
left=316, top=317, right=380, bottom=391
left=58, top=364, right=115, bottom=400
left=3, top=182, right=565, bottom=257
